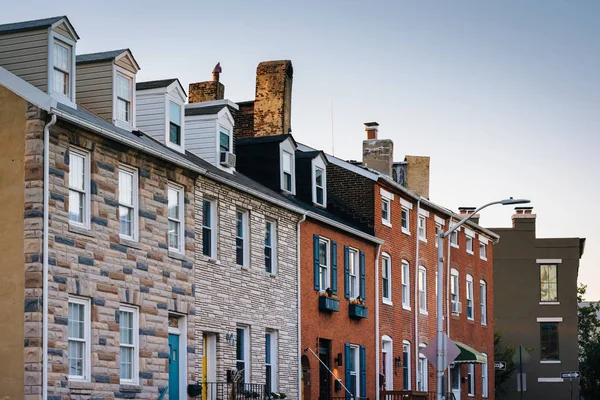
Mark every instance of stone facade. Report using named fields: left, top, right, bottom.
left=23, top=107, right=197, bottom=399
left=193, top=175, right=301, bottom=398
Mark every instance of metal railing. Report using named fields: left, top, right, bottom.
left=192, top=382, right=269, bottom=400
left=380, top=391, right=456, bottom=400
left=329, top=397, right=370, bottom=400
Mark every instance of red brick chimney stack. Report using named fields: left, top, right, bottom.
left=364, top=122, right=379, bottom=139
left=212, top=62, right=222, bottom=82
left=188, top=62, right=225, bottom=103
left=253, top=60, right=293, bottom=137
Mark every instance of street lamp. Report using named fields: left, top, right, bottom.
left=435, top=198, right=530, bottom=400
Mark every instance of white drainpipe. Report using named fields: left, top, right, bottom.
left=297, top=214, right=306, bottom=400
left=414, top=198, right=421, bottom=390
left=374, top=243, right=382, bottom=400
left=43, top=113, right=57, bottom=400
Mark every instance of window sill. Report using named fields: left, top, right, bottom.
left=419, top=237, right=427, bottom=243
left=419, top=310, right=429, bottom=316
left=168, top=250, right=187, bottom=261
left=451, top=244, right=459, bottom=249
left=266, top=272, right=277, bottom=278
left=402, top=305, right=412, bottom=311
left=120, top=383, right=142, bottom=392
left=382, top=299, right=393, bottom=306
left=466, top=250, right=474, bottom=255
left=68, top=223, right=94, bottom=237
left=120, top=236, right=142, bottom=250
left=467, top=317, right=475, bottom=322
left=402, top=229, right=411, bottom=236
left=540, top=301, right=560, bottom=305
left=540, top=360, right=561, bottom=364
left=238, top=264, right=249, bottom=270
left=382, top=220, right=392, bottom=228
left=480, top=256, right=488, bottom=261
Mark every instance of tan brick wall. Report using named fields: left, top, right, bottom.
left=189, top=81, right=225, bottom=103
left=253, top=61, right=293, bottom=137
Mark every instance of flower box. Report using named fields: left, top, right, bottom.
left=319, top=296, right=340, bottom=312
left=349, top=303, right=368, bottom=319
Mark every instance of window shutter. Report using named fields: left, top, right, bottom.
left=344, top=246, right=350, bottom=298
left=313, top=234, right=320, bottom=291
left=360, top=346, right=367, bottom=398
left=345, top=343, right=351, bottom=400
left=359, top=251, right=366, bottom=300
left=331, top=241, right=338, bottom=294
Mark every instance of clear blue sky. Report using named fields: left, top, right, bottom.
left=3, top=0, right=599, bottom=297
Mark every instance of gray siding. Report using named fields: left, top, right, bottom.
left=136, top=91, right=166, bottom=143
left=52, top=22, right=75, bottom=41
left=76, top=61, right=113, bottom=122
left=115, top=55, right=137, bottom=74
left=185, top=115, right=217, bottom=165
left=0, top=30, right=48, bottom=92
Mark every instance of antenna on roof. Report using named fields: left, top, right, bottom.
left=331, top=99, right=335, bottom=156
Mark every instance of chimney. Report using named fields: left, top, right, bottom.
left=512, top=206, right=536, bottom=231
left=362, top=122, right=394, bottom=177
left=189, top=62, right=225, bottom=103
left=253, top=60, right=293, bottom=137
left=458, top=207, right=480, bottom=224
left=404, top=156, right=430, bottom=199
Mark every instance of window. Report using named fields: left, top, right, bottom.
left=479, top=242, right=487, bottom=260
left=451, top=269, right=460, bottom=314
left=53, top=41, right=71, bottom=96
left=202, top=199, right=216, bottom=258
left=119, top=166, right=138, bottom=240
left=382, top=336, right=393, bottom=390
left=435, top=223, right=441, bottom=247
left=382, top=198, right=391, bottom=226
left=540, top=322, right=559, bottom=360
left=401, top=207, right=410, bottom=233
left=236, top=326, right=250, bottom=383
left=265, top=331, right=278, bottom=393
left=282, top=150, right=293, bottom=192
left=402, top=260, right=410, bottom=309
left=418, top=344, right=427, bottom=391
left=482, top=353, right=489, bottom=398
left=314, top=166, right=325, bottom=206
left=418, top=216, right=426, bottom=241
left=466, top=275, right=474, bottom=320
left=348, top=248, right=359, bottom=299
left=402, top=341, right=411, bottom=390
left=468, top=363, right=475, bottom=396
left=119, top=306, right=139, bottom=383
left=236, top=210, right=249, bottom=267
left=219, top=127, right=230, bottom=152
left=348, top=345, right=360, bottom=397
left=68, top=298, right=90, bottom=380
left=167, top=185, right=184, bottom=252
left=466, top=235, right=473, bottom=254
left=540, top=265, right=558, bottom=302
left=419, top=267, right=427, bottom=314
left=68, top=148, right=90, bottom=228
left=318, top=238, right=330, bottom=290
left=169, top=102, right=182, bottom=146
left=480, top=281, right=487, bottom=325
left=265, top=220, right=277, bottom=274
left=116, top=74, right=132, bottom=123
left=450, top=231, right=459, bottom=248
left=382, top=254, right=391, bottom=303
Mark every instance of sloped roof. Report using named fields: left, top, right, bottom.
left=236, top=134, right=297, bottom=147
left=137, top=78, right=187, bottom=97
left=185, top=105, right=228, bottom=116
left=0, top=16, right=78, bottom=37
left=76, top=49, right=130, bottom=64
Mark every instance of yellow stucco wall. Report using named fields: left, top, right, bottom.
left=0, top=85, right=27, bottom=399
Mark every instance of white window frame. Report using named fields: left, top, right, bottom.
left=280, top=140, right=296, bottom=194
left=450, top=231, right=459, bottom=248
left=418, top=266, right=427, bottom=315
left=468, top=363, right=475, bottom=396
left=236, top=325, right=250, bottom=383
left=166, top=100, right=185, bottom=152
left=201, top=198, right=218, bottom=259
left=435, top=223, right=442, bottom=247
left=349, top=344, right=360, bottom=397
left=348, top=247, right=359, bottom=299
left=418, top=343, right=428, bottom=392
left=418, top=215, right=427, bottom=242
left=265, top=330, right=278, bottom=393
left=214, top=110, right=235, bottom=171
left=451, top=269, right=460, bottom=314
left=112, top=65, right=136, bottom=131
left=479, top=242, right=487, bottom=260
left=119, top=305, right=139, bottom=384
left=312, top=156, right=327, bottom=207
left=67, top=297, right=91, bottom=381
left=265, top=219, right=277, bottom=275
left=480, top=280, right=487, bottom=326
left=401, top=207, right=410, bottom=234
left=482, top=353, right=488, bottom=398
left=68, top=147, right=91, bottom=229
left=318, top=237, right=331, bottom=291
left=381, top=198, right=391, bottom=227
left=167, top=184, right=185, bottom=253
left=466, top=274, right=474, bottom=320
left=382, top=253, right=392, bottom=304
left=118, top=165, right=139, bottom=241
left=48, top=30, right=76, bottom=106
left=382, top=336, right=393, bottom=390
left=466, top=234, right=474, bottom=254
left=236, top=209, right=250, bottom=268
left=402, top=260, right=411, bottom=310
left=402, top=340, right=411, bottom=390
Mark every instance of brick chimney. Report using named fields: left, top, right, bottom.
left=362, top=122, right=394, bottom=177
left=188, top=62, right=225, bottom=103
left=458, top=206, right=480, bottom=224
left=512, top=206, right=536, bottom=231
left=404, top=156, right=430, bottom=199
left=253, top=60, right=293, bottom=137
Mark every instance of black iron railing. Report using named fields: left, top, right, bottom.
left=380, top=391, right=455, bottom=400
left=329, top=397, right=370, bottom=400
left=191, top=382, right=269, bottom=400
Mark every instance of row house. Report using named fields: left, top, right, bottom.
left=0, top=17, right=199, bottom=399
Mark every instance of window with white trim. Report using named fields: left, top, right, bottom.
left=119, top=305, right=139, bottom=383
left=419, top=266, right=427, bottom=314
left=450, top=231, right=458, bottom=248
left=482, top=353, right=489, bottom=398
left=202, top=199, right=217, bottom=258
left=348, top=345, right=360, bottom=397
left=451, top=269, right=460, bottom=314
left=68, top=298, right=90, bottom=380
left=167, top=185, right=184, bottom=252
left=281, top=150, right=293, bottom=193
left=265, top=330, right=278, bottom=393
left=466, top=234, right=474, bottom=254
left=382, top=198, right=391, bottom=226
left=348, top=248, right=359, bottom=299
left=418, top=216, right=426, bottom=241
left=435, top=223, right=441, bottom=247
left=382, top=254, right=391, bottom=303
left=236, top=326, right=250, bottom=383
left=466, top=274, right=474, bottom=320
left=68, top=148, right=90, bottom=228
left=479, top=242, right=487, bottom=260
left=314, top=166, right=325, bottom=206
left=382, top=336, right=393, bottom=390
left=540, top=264, right=558, bottom=302
left=265, top=219, right=277, bottom=274
left=540, top=322, right=559, bottom=361
left=169, top=102, right=182, bottom=146
left=53, top=40, right=71, bottom=96
left=402, top=340, right=411, bottom=390
left=119, top=165, right=138, bottom=240
left=480, top=280, right=487, bottom=325
left=236, top=209, right=249, bottom=268
left=402, top=260, right=410, bottom=309
left=318, top=238, right=330, bottom=290
left=468, top=363, right=475, bottom=395
left=418, top=343, right=428, bottom=391
left=401, top=207, right=410, bottom=233
left=116, top=73, right=133, bottom=123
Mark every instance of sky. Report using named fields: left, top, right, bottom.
left=2, top=0, right=599, bottom=298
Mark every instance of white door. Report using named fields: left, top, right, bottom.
left=204, top=333, right=217, bottom=400
left=451, top=364, right=460, bottom=400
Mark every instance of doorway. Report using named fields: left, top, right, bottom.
left=318, top=339, right=332, bottom=400
left=203, top=333, right=217, bottom=399
left=451, top=364, right=461, bottom=400
left=169, top=333, right=180, bottom=399
left=302, top=355, right=311, bottom=400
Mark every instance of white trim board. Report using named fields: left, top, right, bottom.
left=380, top=188, right=394, bottom=200
left=537, top=317, right=563, bottom=322
left=537, top=259, right=562, bottom=264
left=538, top=377, right=563, bottom=383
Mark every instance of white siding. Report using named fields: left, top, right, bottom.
left=185, top=115, right=217, bottom=165
left=0, top=30, right=48, bottom=92
left=136, top=92, right=166, bottom=142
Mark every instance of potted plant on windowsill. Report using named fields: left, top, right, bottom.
left=271, top=392, right=287, bottom=399
left=349, top=296, right=368, bottom=318
left=319, top=288, right=340, bottom=312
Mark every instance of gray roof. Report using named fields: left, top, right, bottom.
left=0, top=16, right=78, bottom=36
left=185, top=105, right=228, bottom=116
left=137, top=78, right=177, bottom=91
left=76, top=49, right=130, bottom=65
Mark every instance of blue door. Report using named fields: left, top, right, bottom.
left=169, top=334, right=180, bottom=400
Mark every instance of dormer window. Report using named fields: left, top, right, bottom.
left=53, top=41, right=71, bottom=96
left=169, top=102, right=182, bottom=146
left=311, top=153, right=327, bottom=207
left=282, top=150, right=293, bottom=192
left=220, top=128, right=231, bottom=152
left=116, top=74, right=132, bottom=123
left=315, top=168, right=324, bottom=204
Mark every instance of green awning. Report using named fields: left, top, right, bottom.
left=453, top=341, right=487, bottom=364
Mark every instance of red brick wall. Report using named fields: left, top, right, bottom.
left=300, top=219, right=378, bottom=400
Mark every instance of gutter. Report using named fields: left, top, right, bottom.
left=414, top=199, right=421, bottom=389
left=296, top=214, right=307, bottom=399
left=42, top=113, right=57, bottom=400
left=374, top=243, right=382, bottom=400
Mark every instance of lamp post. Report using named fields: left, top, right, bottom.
left=435, top=198, right=530, bottom=400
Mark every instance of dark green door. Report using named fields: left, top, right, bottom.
left=169, top=334, right=180, bottom=399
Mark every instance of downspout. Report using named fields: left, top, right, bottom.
left=374, top=243, right=382, bottom=400
left=43, top=113, right=57, bottom=400
left=414, top=198, right=421, bottom=390
left=446, top=217, right=452, bottom=396
left=297, top=214, right=307, bottom=400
